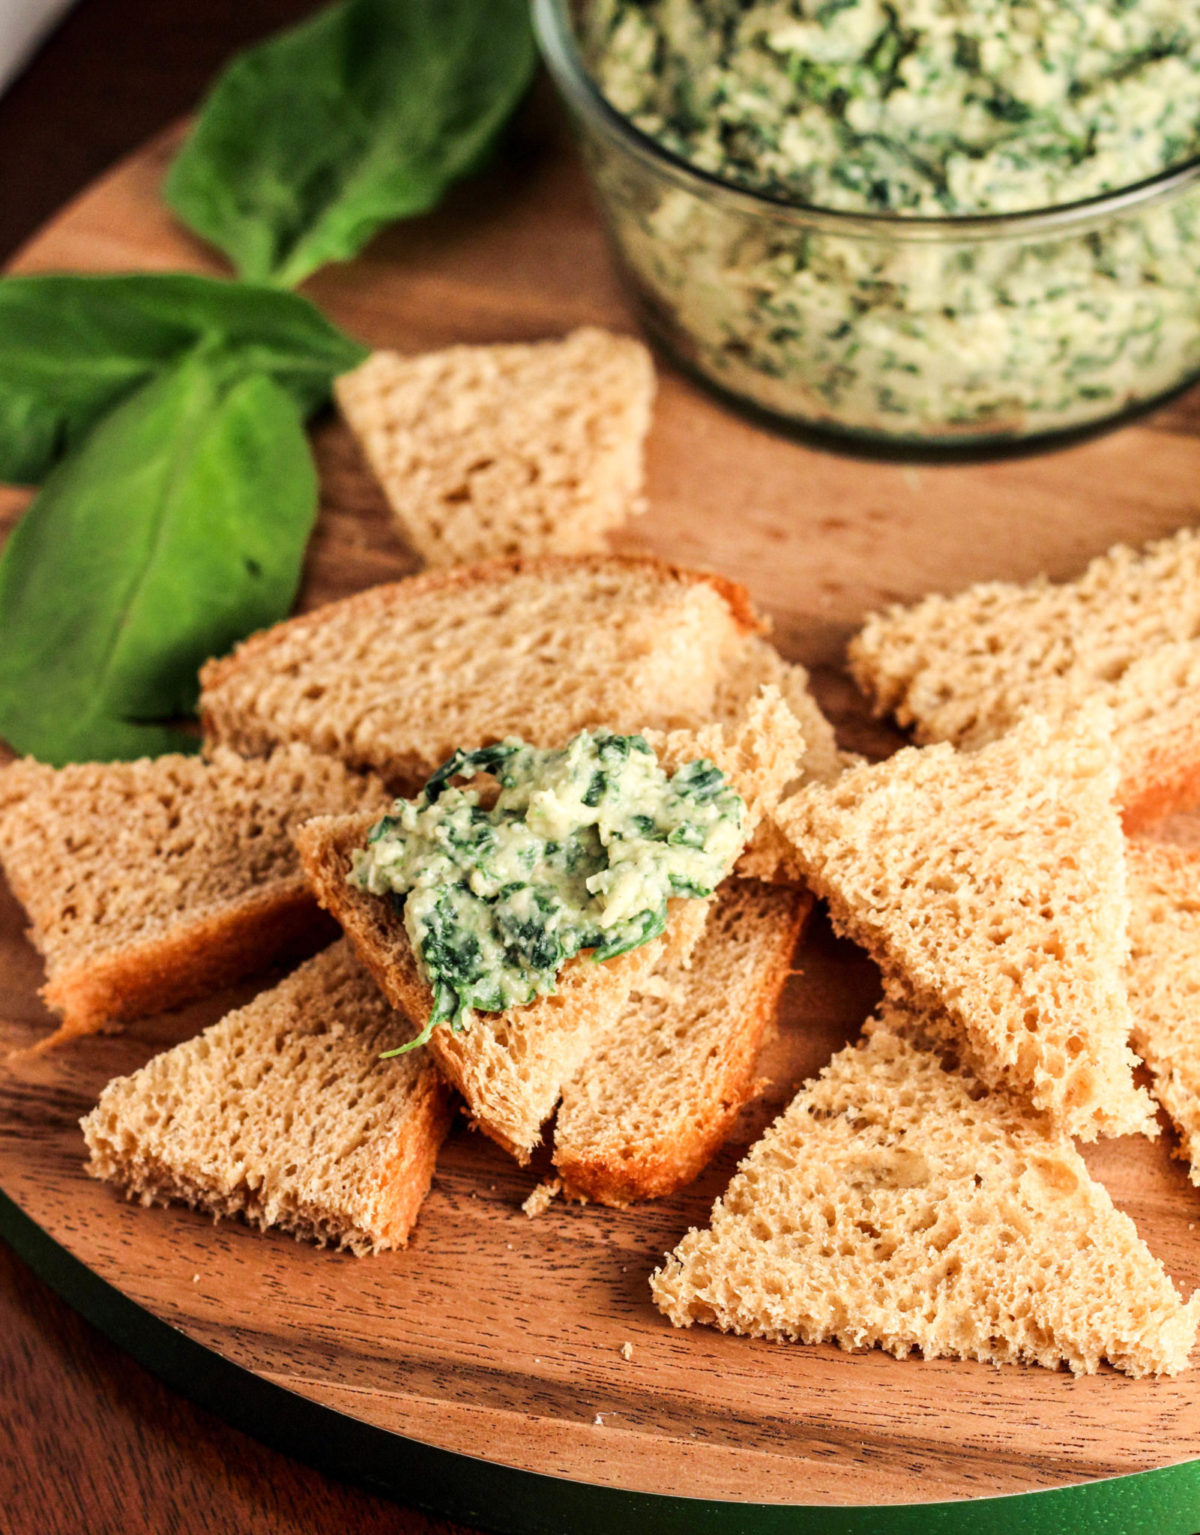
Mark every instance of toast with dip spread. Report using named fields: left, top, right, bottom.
left=295, top=690, right=805, bottom=1163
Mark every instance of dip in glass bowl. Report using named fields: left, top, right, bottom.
left=534, top=0, right=1200, bottom=448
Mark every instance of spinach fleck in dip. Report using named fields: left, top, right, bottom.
left=349, top=731, right=745, bottom=1051
left=576, top=0, right=1200, bottom=440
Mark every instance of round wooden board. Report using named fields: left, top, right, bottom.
left=6, top=92, right=1200, bottom=1534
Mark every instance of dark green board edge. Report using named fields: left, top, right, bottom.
left=4, top=1191, right=1200, bottom=1535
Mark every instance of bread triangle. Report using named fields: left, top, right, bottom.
left=0, top=744, right=385, bottom=1047
left=81, top=941, right=452, bottom=1254
left=652, top=1019, right=1198, bottom=1377
left=775, top=703, right=1153, bottom=1139
left=199, top=555, right=761, bottom=793
left=336, top=329, right=654, bottom=565
left=293, top=694, right=800, bottom=1160
left=294, top=810, right=666, bottom=1163
left=553, top=879, right=811, bottom=1205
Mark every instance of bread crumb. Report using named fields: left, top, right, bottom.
left=192, top=1274, right=200, bottom=1283
left=522, top=1178, right=562, bottom=1217
left=594, top=1414, right=605, bottom=1426
left=620, top=1341, right=634, bottom=1361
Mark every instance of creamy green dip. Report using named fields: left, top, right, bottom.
left=349, top=732, right=745, bottom=1050
left=575, top=0, right=1200, bottom=440
left=589, top=0, right=1200, bottom=217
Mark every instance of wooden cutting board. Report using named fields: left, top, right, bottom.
left=6, top=93, right=1200, bottom=1534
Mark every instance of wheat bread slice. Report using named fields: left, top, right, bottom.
left=292, top=695, right=799, bottom=1159
left=849, top=526, right=1200, bottom=830
left=199, top=556, right=762, bottom=793
left=336, top=329, right=655, bottom=566
left=1127, top=838, right=1200, bottom=1182
left=652, top=1018, right=1199, bottom=1377
left=553, top=879, right=811, bottom=1206
left=0, top=745, right=386, bottom=1047
left=81, top=941, right=452, bottom=1254
left=774, top=703, right=1154, bottom=1140
left=295, top=811, right=671, bottom=1162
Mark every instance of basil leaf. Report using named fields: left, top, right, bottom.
left=0, top=272, right=366, bottom=484
left=165, top=0, right=537, bottom=289
left=0, top=354, right=318, bottom=764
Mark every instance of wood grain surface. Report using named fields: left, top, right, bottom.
left=6, top=80, right=1200, bottom=1516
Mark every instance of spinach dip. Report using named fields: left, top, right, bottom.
left=573, top=0, right=1200, bottom=439
left=349, top=731, right=745, bottom=1050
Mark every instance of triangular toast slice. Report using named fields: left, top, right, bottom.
left=295, top=811, right=667, bottom=1163
left=553, top=879, right=811, bottom=1205
left=848, top=526, right=1200, bottom=830
left=294, top=693, right=805, bottom=1161
left=335, top=329, right=655, bottom=565
left=0, top=745, right=385, bottom=1047
left=199, top=556, right=762, bottom=793
left=652, top=1018, right=1198, bottom=1377
left=775, top=703, right=1153, bottom=1139
left=82, top=941, right=453, bottom=1254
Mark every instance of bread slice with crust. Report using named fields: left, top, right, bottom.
left=292, top=691, right=804, bottom=1159
left=849, top=526, right=1200, bottom=831
left=0, top=745, right=386, bottom=1048
left=199, top=555, right=763, bottom=793
left=774, top=703, right=1154, bottom=1140
left=81, top=941, right=453, bottom=1254
left=294, top=810, right=667, bottom=1162
left=336, top=329, right=655, bottom=565
left=652, top=1019, right=1199, bottom=1377
left=553, top=879, right=811, bottom=1206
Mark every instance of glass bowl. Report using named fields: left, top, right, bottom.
left=533, top=0, right=1200, bottom=450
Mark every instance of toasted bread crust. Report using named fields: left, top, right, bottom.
left=294, top=812, right=663, bottom=1162
left=81, top=942, right=454, bottom=1253
left=554, top=883, right=811, bottom=1206
left=39, top=882, right=335, bottom=1049
left=200, top=554, right=763, bottom=702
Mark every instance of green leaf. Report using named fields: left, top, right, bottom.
left=0, top=354, right=318, bottom=765
left=0, top=272, right=367, bottom=484
left=165, top=0, right=537, bottom=289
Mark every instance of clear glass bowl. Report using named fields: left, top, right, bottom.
left=534, top=0, right=1200, bottom=449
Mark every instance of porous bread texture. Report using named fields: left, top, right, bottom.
left=708, top=636, right=849, bottom=882
left=652, top=1021, right=1200, bottom=1378
left=774, top=703, right=1154, bottom=1140
left=849, top=526, right=1200, bottom=830
left=1127, top=839, right=1200, bottom=1183
left=0, top=745, right=385, bottom=1046
left=712, top=636, right=843, bottom=789
left=554, top=879, right=811, bottom=1206
left=81, top=942, right=452, bottom=1255
left=199, top=556, right=761, bottom=793
left=294, top=812, right=668, bottom=1163
left=336, top=329, right=655, bottom=566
